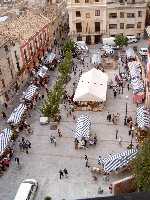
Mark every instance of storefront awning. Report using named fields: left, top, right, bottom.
left=23, top=84, right=38, bottom=101
left=0, top=128, right=12, bottom=155
left=137, top=105, right=150, bottom=129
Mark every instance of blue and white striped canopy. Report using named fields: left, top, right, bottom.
left=37, top=66, right=48, bottom=78
left=137, top=106, right=150, bottom=129
left=7, top=104, right=27, bottom=125
left=128, top=62, right=141, bottom=79
left=75, top=115, right=91, bottom=139
left=98, top=149, right=138, bottom=172
left=23, top=84, right=38, bottom=100
left=0, top=128, right=12, bottom=154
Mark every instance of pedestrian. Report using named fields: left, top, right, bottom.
left=127, top=83, right=130, bottom=91
left=21, top=137, right=25, bottom=143
left=115, top=129, right=118, bottom=140
left=1, top=111, right=6, bottom=119
left=53, top=137, right=56, bottom=146
left=59, top=170, right=64, bottom=179
left=57, top=129, right=62, bottom=137
left=19, top=142, right=23, bottom=151
left=63, top=168, right=68, bottom=178
left=50, top=135, right=54, bottom=143
left=73, top=114, right=76, bottom=120
left=26, top=140, right=31, bottom=148
left=84, top=155, right=88, bottom=160
left=118, top=136, right=122, bottom=145
left=113, top=90, right=117, bottom=98
left=128, top=129, right=131, bottom=136
left=85, top=159, right=90, bottom=168
left=4, top=102, right=8, bottom=109
left=106, top=112, right=110, bottom=121
left=15, top=157, right=20, bottom=166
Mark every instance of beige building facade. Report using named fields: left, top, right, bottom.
left=67, top=0, right=107, bottom=44
left=67, top=0, right=147, bottom=44
left=107, top=0, right=147, bottom=38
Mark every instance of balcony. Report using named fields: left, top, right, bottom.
left=69, top=29, right=106, bottom=36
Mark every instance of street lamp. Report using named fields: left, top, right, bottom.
left=124, top=95, right=128, bottom=125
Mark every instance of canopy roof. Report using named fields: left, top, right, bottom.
left=73, top=68, right=108, bottom=102
left=92, top=54, right=101, bottom=65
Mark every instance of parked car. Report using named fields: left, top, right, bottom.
left=139, top=47, right=148, bottom=56
left=102, top=45, right=114, bottom=55
left=127, top=35, right=137, bottom=43
left=14, top=179, right=38, bottom=200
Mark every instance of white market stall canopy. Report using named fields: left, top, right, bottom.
left=98, top=149, right=138, bottom=173
left=137, top=105, right=150, bottom=129
left=75, top=115, right=91, bottom=139
left=43, top=52, right=56, bottom=65
left=37, top=66, right=48, bottom=78
left=126, top=48, right=136, bottom=59
left=7, top=104, right=27, bottom=125
left=73, top=68, right=108, bottom=102
left=23, top=84, right=38, bottom=101
left=0, top=128, right=12, bottom=155
left=75, top=41, right=88, bottom=51
left=92, top=54, right=101, bottom=65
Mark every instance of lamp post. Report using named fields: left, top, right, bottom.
left=124, top=95, right=128, bottom=125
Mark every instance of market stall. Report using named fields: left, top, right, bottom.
left=126, top=48, right=136, bottom=60
left=73, top=68, right=108, bottom=111
left=22, top=84, right=38, bottom=101
left=0, top=128, right=12, bottom=155
left=136, top=105, right=150, bottom=129
left=37, top=65, right=48, bottom=78
left=92, top=54, right=101, bottom=65
left=128, top=61, right=141, bottom=79
left=7, top=103, right=27, bottom=125
left=98, top=149, right=138, bottom=173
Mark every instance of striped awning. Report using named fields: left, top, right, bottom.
left=23, top=84, right=38, bottom=100
left=137, top=105, right=150, bottom=129
left=0, top=128, right=12, bottom=154
left=128, top=62, right=141, bottom=79
left=37, top=66, right=48, bottom=78
left=7, top=104, right=27, bottom=125
left=75, top=115, right=91, bottom=139
left=98, top=149, right=138, bottom=172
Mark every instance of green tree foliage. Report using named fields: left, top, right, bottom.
left=114, top=35, right=128, bottom=48
left=63, top=39, right=76, bottom=53
left=44, top=197, right=52, bottom=200
left=132, top=137, right=150, bottom=191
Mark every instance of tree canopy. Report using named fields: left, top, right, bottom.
left=132, top=137, right=150, bottom=192
left=114, top=35, right=128, bottom=48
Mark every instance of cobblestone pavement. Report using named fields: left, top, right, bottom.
left=0, top=46, right=137, bottom=200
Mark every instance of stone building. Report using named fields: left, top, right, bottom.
left=107, top=0, right=147, bottom=38
left=67, top=0, right=107, bottom=44
left=67, top=0, right=147, bottom=44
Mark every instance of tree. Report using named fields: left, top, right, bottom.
left=63, top=39, right=76, bottom=53
left=132, top=137, right=150, bottom=191
left=114, top=35, right=128, bottom=48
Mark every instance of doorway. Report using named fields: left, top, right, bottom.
left=86, top=35, right=91, bottom=45
left=94, top=35, right=101, bottom=44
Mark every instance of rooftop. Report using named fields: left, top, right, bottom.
left=0, top=10, right=51, bottom=45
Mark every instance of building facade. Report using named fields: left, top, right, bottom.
left=107, top=0, right=147, bottom=38
left=67, top=0, right=147, bottom=44
left=67, top=0, right=107, bottom=44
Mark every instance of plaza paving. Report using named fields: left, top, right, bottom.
left=0, top=46, right=137, bottom=200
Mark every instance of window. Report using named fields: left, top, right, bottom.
left=24, top=49, right=28, bottom=62
left=86, top=13, right=90, bottom=18
left=76, top=22, right=82, bottom=32
left=109, top=13, right=117, bottom=18
left=77, top=36, right=82, bottom=41
left=95, top=0, right=99, bottom=2
left=16, top=62, right=20, bottom=71
left=137, top=22, right=142, bottom=29
left=14, top=50, right=18, bottom=63
left=138, top=11, right=142, bottom=17
left=95, top=22, right=100, bottom=32
left=120, top=12, right=124, bottom=18
left=4, top=45, right=8, bottom=52
left=132, top=0, right=135, bottom=3
left=109, top=24, right=117, bottom=29
left=75, top=0, right=80, bottom=3
left=76, top=11, right=81, bottom=17
left=7, top=57, right=14, bottom=79
left=85, top=0, right=89, bottom=2
left=1, top=79, right=5, bottom=88
left=126, top=24, right=135, bottom=29
left=127, top=13, right=135, bottom=18
left=120, top=23, right=124, bottom=29
left=0, top=68, right=2, bottom=75
left=95, top=10, right=100, bottom=16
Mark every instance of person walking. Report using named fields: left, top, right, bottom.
left=85, top=159, right=90, bottom=168
left=84, top=155, right=88, bottom=160
left=118, top=136, right=122, bottom=145
left=1, top=111, right=7, bottom=119
left=127, top=83, right=130, bottom=91
left=50, top=135, right=54, bottom=143
left=15, top=157, right=20, bottom=166
left=53, top=137, right=56, bottom=147
left=59, top=170, right=64, bottom=179
left=4, top=102, right=8, bottom=109
left=57, top=129, right=62, bottom=137
left=115, top=129, right=119, bottom=140
left=63, top=168, right=68, bottom=178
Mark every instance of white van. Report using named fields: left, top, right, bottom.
left=14, top=179, right=38, bottom=200
left=139, top=47, right=148, bottom=56
left=127, top=35, right=137, bottom=43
